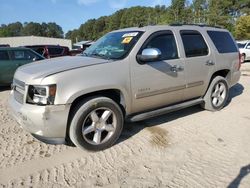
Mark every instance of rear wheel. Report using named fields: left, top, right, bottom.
left=69, top=97, right=124, bottom=151
left=202, top=76, right=229, bottom=111
left=241, top=54, right=246, bottom=63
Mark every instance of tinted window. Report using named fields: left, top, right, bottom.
left=0, top=51, right=9, bottom=60
left=207, top=31, right=238, bottom=53
left=145, top=34, right=178, bottom=60
left=33, top=47, right=45, bottom=56
left=48, top=47, right=64, bottom=55
left=181, top=31, right=209, bottom=58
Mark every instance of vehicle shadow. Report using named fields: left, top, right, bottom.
left=119, top=105, right=203, bottom=144
left=226, top=83, right=244, bottom=107
left=119, top=83, right=244, bottom=145
left=0, top=86, right=11, bottom=92
left=228, top=164, right=250, bottom=188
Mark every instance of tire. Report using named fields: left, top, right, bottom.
left=69, top=97, right=124, bottom=151
left=241, top=54, right=246, bottom=63
left=202, top=76, right=229, bottom=111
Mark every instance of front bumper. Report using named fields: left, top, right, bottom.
left=9, top=90, right=71, bottom=144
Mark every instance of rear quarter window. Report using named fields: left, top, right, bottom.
left=207, top=31, right=238, bottom=53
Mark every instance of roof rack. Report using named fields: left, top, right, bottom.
left=169, top=23, right=223, bottom=29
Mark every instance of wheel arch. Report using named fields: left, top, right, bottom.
left=65, top=89, right=127, bottom=142
left=204, top=69, right=230, bottom=97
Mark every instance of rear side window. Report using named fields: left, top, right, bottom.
left=207, top=31, right=238, bottom=53
left=48, top=47, right=64, bottom=55
left=145, top=33, right=178, bottom=60
left=181, top=30, right=209, bottom=58
left=0, top=51, right=9, bottom=60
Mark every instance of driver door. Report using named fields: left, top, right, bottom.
left=130, top=31, right=186, bottom=113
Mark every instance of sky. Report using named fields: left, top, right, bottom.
left=0, top=0, right=171, bottom=33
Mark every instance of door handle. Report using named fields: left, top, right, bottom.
left=206, top=60, right=215, bottom=66
left=171, top=65, right=184, bottom=72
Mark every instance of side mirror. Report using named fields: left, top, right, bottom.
left=137, top=48, right=161, bottom=63
left=246, top=45, right=250, bottom=49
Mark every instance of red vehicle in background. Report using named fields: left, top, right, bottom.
left=24, top=45, right=70, bottom=58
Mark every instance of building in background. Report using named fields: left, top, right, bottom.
left=0, top=36, right=72, bottom=49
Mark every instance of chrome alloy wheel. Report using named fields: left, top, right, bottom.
left=82, top=108, right=117, bottom=145
left=211, top=81, right=227, bottom=107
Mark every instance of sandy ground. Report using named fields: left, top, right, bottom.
left=0, top=64, right=250, bottom=188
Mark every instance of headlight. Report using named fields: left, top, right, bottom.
left=27, top=85, right=57, bottom=105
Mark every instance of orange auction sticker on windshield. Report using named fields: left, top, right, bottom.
left=122, top=37, right=133, bottom=44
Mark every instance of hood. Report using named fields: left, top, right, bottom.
left=15, top=56, right=108, bottom=83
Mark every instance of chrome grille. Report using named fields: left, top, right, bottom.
left=13, top=79, right=25, bottom=104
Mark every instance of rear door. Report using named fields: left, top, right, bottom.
left=179, top=30, right=216, bottom=101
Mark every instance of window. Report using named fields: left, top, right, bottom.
left=83, top=31, right=143, bottom=60
left=145, top=33, right=178, bottom=60
left=246, top=43, right=250, bottom=49
left=181, top=30, right=208, bottom=58
left=0, top=51, right=9, bottom=60
left=13, top=51, right=25, bottom=59
left=48, top=47, right=64, bottom=55
left=207, top=31, right=238, bottom=53
left=237, top=43, right=246, bottom=49
left=10, top=50, right=40, bottom=60
left=33, top=47, right=45, bottom=56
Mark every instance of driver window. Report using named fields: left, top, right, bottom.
left=145, top=34, right=178, bottom=60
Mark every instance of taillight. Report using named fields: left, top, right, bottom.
left=238, top=52, right=242, bottom=70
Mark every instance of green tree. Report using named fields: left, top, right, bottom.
left=21, top=22, right=44, bottom=36
left=45, top=22, right=64, bottom=38
left=170, top=0, right=186, bottom=23
left=235, top=15, right=250, bottom=39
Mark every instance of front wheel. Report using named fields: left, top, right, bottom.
left=202, top=76, right=229, bottom=111
left=69, top=97, right=124, bottom=151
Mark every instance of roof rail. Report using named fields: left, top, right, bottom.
left=169, top=23, right=223, bottom=29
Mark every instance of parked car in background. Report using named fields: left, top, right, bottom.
left=0, top=44, right=10, bottom=47
left=0, top=47, right=44, bottom=85
left=69, top=49, right=83, bottom=56
left=237, top=40, right=250, bottom=62
left=24, top=45, right=70, bottom=58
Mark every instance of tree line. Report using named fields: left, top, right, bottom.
left=0, top=0, right=249, bottom=41
left=0, top=22, right=64, bottom=38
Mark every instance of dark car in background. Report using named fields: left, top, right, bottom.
left=0, top=44, right=10, bottom=47
left=0, top=47, right=44, bottom=85
left=25, top=45, right=70, bottom=58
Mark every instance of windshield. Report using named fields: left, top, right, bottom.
left=82, top=31, right=143, bottom=60
left=237, top=43, right=246, bottom=49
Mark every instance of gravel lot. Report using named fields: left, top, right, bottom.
left=0, top=64, right=250, bottom=188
